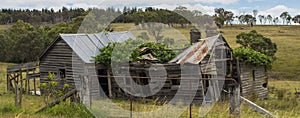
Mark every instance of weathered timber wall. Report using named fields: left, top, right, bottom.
left=239, top=63, right=268, bottom=99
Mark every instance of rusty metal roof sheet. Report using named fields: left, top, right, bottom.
left=169, top=34, right=225, bottom=64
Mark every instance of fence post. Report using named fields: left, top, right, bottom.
left=229, top=84, right=240, bottom=117
left=15, top=81, right=22, bottom=107
left=107, top=71, right=112, bottom=98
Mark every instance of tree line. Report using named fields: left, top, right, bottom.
left=0, top=17, right=84, bottom=63
left=0, top=6, right=295, bottom=63
left=0, top=7, right=87, bottom=26
left=0, top=6, right=211, bottom=28
left=2, top=6, right=300, bottom=27
left=213, top=8, right=300, bottom=26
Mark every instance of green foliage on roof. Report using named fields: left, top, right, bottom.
left=233, top=47, right=273, bottom=69
left=93, top=38, right=176, bottom=66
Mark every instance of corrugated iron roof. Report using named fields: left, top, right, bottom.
left=169, top=34, right=227, bottom=64
left=60, top=31, right=136, bottom=63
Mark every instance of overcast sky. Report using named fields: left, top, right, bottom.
left=1, top=0, right=300, bottom=17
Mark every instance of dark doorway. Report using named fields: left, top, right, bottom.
left=98, top=69, right=109, bottom=97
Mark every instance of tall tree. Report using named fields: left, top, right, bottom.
left=238, top=15, right=245, bottom=24
left=4, top=20, right=45, bottom=62
left=258, top=15, right=264, bottom=25
left=236, top=30, right=277, bottom=57
left=224, top=11, right=234, bottom=25
left=280, top=11, right=289, bottom=25
left=146, top=23, right=164, bottom=42
left=214, top=8, right=234, bottom=27
left=273, top=17, right=279, bottom=25
left=252, top=10, right=258, bottom=25
left=286, top=15, right=292, bottom=25
left=292, top=15, right=300, bottom=24
left=267, top=15, right=273, bottom=24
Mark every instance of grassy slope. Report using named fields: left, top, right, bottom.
left=111, top=24, right=300, bottom=80
left=220, top=25, right=300, bottom=80
left=0, top=25, right=10, bottom=34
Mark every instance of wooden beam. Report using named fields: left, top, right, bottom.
left=35, top=89, right=77, bottom=113
left=240, top=96, right=277, bottom=118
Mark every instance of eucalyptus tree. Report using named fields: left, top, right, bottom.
left=252, top=10, right=258, bottom=24
left=292, top=15, right=300, bottom=24
left=280, top=11, right=289, bottom=25
left=267, top=15, right=273, bottom=24
left=273, top=17, right=279, bottom=25
left=238, top=15, right=245, bottom=24
left=258, top=15, right=264, bottom=24
left=286, top=15, right=292, bottom=25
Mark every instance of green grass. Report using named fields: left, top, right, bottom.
left=220, top=25, right=300, bottom=80
left=0, top=25, right=10, bottom=34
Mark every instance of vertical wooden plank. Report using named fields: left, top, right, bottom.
left=81, top=75, right=91, bottom=108
left=108, top=71, right=112, bottom=98
left=229, top=84, right=240, bottom=117
left=33, top=69, right=36, bottom=95
left=6, top=74, right=9, bottom=92
left=14, top=76, right=18, bottom=106
left=19, top=68, right=22, bottom=107
left=89, top=75, right=92, bottom=108
left=26, top=68, right=29, bottom=94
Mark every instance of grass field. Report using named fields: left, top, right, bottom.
left=220, top=25, right=300, bottom=81
left=0, top=25, right=10, bottom=33
left=0, top=24, right=300, bottom=117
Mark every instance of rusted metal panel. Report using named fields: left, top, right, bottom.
left=169, top=35, right=221, bottom=64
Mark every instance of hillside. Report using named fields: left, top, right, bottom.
left=221, top=25, right=300, bottom=80
left=110, top=24, right=300, bottom=80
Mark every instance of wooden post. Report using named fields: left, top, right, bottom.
left=19, top=69, right=23, bottom=106
left=229, top=84, right=240, bottom=116
left=189, top=79, right=192, bottom=118
left=107, top=71, right=112, bottom=98
left=33, top=69, right=36, bottom=95
left=26, top=68, right=30, bottom=94
left=81, top=75, right=91, bottom=108
left=15, top=80, right=22, bottom=107
left=7, top=74, right=10, bottom=92
left=89, top=75, right=92, bottom=108
left=130, top=76, right=133, bottom=118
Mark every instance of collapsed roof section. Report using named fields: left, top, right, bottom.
left=169, top=34, right=232, bottom=65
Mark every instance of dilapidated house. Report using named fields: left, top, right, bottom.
left=38, top=31, right=269, bottom=104
left=39, top=31, right=136, bottom=101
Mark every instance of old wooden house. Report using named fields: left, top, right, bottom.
left=39, top=31, right=136, bottom=101
left=38, top=31, right=269, bottom=104
left=107, top=34, right=237, bottom=104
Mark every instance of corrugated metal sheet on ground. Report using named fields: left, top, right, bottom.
left=60, top=31, right=136, bottom=63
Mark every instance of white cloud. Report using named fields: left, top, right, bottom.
left=247, top=0, right=265, bottom=3
left=259, top=5, right=300, bottom=17
left=0, top=0, right=239, bottom=10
